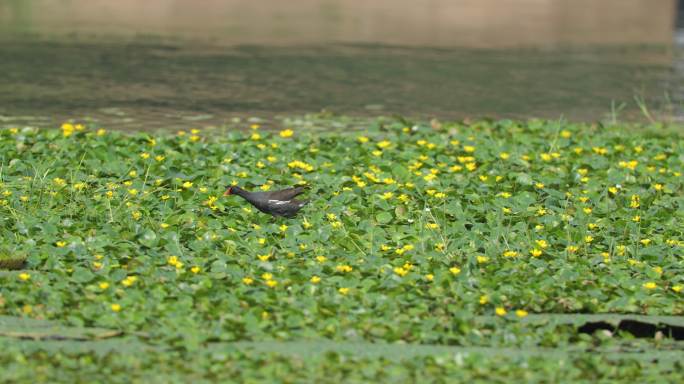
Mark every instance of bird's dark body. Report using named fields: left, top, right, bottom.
left=226, top=186, right=309, bottom=218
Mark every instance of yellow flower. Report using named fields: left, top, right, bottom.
left=310, top=276, right=321, bottom=284
left=182, top=181, right=193, bottom=189
left=61, top=123, right=75, bottom=137
left=653, top=183, right=663, bottom=191
left=265, top=279, right=278, bottom=288
left=479, top=295, right=489, bottom=305
left=592, top=147, right=607, bottom=155
left=122, top=276, right=138, bottom=287
left=279, top=224, right=288, bottom=232
left=560, top=130, right=572, bottom=138
left=393, top=267, right=409, bottom=277
left=338, top=287, right=350, bottom=295
left=449, top=266, right=461, bottom=275
left=672, top=285, right=682, bottom=293
left=502, top=250, right=519, bottom=258
left=18, top=273, right=31, bottom=281
left=535, top=183, right=545, bottom=189
left=56, top=241, right=67, bottom=248
left=377, top=140, right=391, bottom=149
left=530, top=249, right=542, bottom=257
left=357, top=136, right=369, bottom=143
left=128, top=189, right=138, bottom=196
left=619, top=160, right=639, bottom=170
left=632, top=215, right=641, bottom=222
left=316, top=255, right=327, bottom=263
left=425, top=274, right=434, bottom=281
left=583, top=207, right=592, bottom=214
left=242, top=277, right=254, bottom=285
left=96, top=128, right=107, bottom=136
left=643, top=282, right=657, bottom=290
left=515, top=309, right=528, bottom=318
left=279, top=129, right=294, bottom=138
left=640, top=239, right=651, bottom=246
left=495, top=307, right=507, bottom=316
left=336, top=265, right=353, bottom=273
left=477, top=255, right=489, bottom=264
left=499, top=152, right=510, bottom=160
left=463, top=145, right=475, bottom=153
left=287, top=160, right=314, bottom=172
left=99, top=282, right=109, bottom=290
left=535, top=240, right=548, bottom=249
left=111, top=304, right=122, bottom=312
left=426, top=223, right=440, bottom=229
left=380, top=192, right=394, bottom=200
left=584, top=236, right=594, bottom=243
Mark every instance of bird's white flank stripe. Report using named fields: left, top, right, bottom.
left=268, top=199, right=291, bottom=205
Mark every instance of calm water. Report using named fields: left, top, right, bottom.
left=0, top=0, right=682, bottom=130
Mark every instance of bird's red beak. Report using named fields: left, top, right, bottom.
left=223, top=188, right=232, bottom=196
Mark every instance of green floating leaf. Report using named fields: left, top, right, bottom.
left=138, top=229, right=158, bottom=248
left=375, top=212, right=393, bottom=224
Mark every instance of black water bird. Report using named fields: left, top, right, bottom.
left=224, top=185, right=309, bottom=218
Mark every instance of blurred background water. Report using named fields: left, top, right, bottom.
left=0, top=0, right=682, bottom=130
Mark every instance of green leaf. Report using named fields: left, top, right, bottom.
left=375, top=212, right=393, bottom=224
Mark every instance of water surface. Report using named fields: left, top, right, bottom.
left=0, top=0, right=681, bottom=130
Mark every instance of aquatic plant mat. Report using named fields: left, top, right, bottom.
left=0, top=116, right=683, bottom=381
left=2, top=313, right=684, bottom=381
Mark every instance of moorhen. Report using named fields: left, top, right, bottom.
left=224, top=185, right=309, bottom=218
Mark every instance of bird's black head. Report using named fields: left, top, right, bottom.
left=224, top=185, right=241, bottom=196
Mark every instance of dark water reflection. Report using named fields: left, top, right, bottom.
left=0, top=0, right=681, bottom=130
